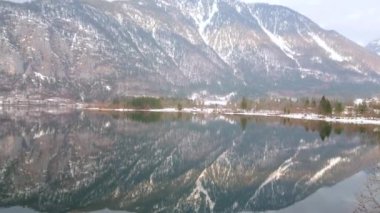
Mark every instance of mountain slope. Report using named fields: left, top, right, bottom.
left=366, top=38, right=380, bottom=55
left=0, top=0, right=380, bottom=101
left=173, top=0, right=380, bottom=96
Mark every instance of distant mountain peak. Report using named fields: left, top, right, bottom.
left=366, top=38, right=380, bottom=55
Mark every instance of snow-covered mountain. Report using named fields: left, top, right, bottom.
left=366, top=38, right=380, bottom=56
left=1, top=0, right=380, bottom=101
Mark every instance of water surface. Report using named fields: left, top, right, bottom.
left=0, top=110, right=379, bottom=212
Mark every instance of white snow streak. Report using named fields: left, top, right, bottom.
left=34, top=72, right=48, bottom=81
left=307, top=157, right=349, bottom=184
left=33, top=128, right=55, bottom=139
left=257, top=157, right=294, bottom=191
left=309, top=33, right=348, bottom=62
left=189, top=169, right=215, bottom=212
left=251, top=13, right=296, bottom=60
left=245, top=154, right=297, bottom=207
left=194, top=0, right=219, bottom=44
left=33, top=130, right=48, bottom=139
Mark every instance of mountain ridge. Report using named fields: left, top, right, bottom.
left=366, top=38, right=380, bottom=55
left=0, top=0, right=380, bottom=101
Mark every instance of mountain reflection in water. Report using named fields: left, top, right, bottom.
left=0, top=110, right=379, bottom=213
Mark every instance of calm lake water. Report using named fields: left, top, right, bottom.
left=0, top=110, right=379, bottom=213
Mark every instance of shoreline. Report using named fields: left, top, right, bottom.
left=83, top=107, right=380, bottom=126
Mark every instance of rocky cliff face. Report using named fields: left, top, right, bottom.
left=1, top=0, right=380, bottom=101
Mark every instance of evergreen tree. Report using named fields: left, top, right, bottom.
left=311, top=99, right=317, bottom=108
left=112, top=98, right=120, bottom=106
left=304, top=98, right=310, bottom=107
left=177, top=103, right=183, bottom=111
left=240, top=117, right=248, bottom=131
left=357, top=103, right=367, bottom=115
left=129, top=97, right=162, bottom=109
left=241, top=97, right=248, bottom=110
left=334, top=102, right=344, bottom=115
left=319, top=96, right=332, bottom=115
left=319, top=122, right=332, bottom=141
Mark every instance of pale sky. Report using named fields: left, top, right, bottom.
left=243, top=0, right=380, bottom=45
left=6, top=0, right=380, bottom=45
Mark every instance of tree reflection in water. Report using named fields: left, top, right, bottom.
left=318, top=122, right=332, bottom=141
left=0, top=110, right=379, bottom=212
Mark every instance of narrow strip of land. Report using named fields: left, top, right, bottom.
left=83, top=107, right=380, bottom=125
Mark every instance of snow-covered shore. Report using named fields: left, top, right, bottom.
left=229, top=111, right=380, bottom=125
left=84, top=107, right=380, bottom=125
left=84, top=107, right=218, bottom=114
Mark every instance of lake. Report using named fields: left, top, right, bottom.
left=0, top=109, right=379, bottom=213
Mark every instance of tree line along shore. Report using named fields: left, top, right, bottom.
left=86, top=96, right=380, bottom=118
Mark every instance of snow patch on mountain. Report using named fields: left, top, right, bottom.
left=192, top=0, right=219, bottom=45
left=251, top=12, right=296, bottom=61
left=309, top=33, right=348, bottom=62
left=32, top=72, right=56, bottom=85
left=105, top=85, right=111, bottom=91
left=34, top=72, right=49, bottom=81
left=33, top=128, right=54, bottom=139
left=366, top=38, right=380, bottom=55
